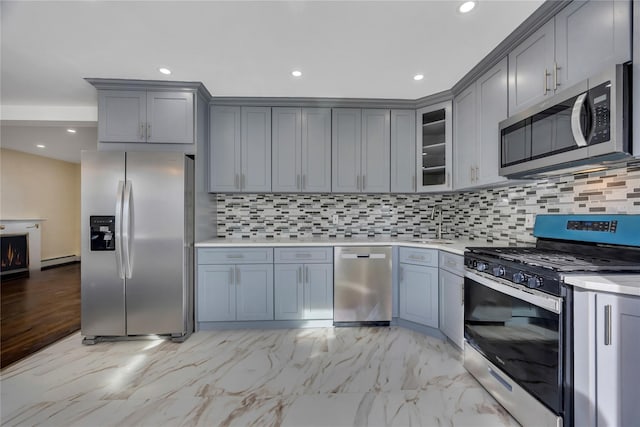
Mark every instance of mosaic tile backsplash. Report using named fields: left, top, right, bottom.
left=216, top=161, right=640, bottom=245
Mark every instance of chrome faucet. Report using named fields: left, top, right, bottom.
left=430, top=205, right=443, bottom=240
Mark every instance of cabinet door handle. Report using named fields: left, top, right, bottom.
left=447, top=172, right=451, bottom=187
left=544, top=69, right=551, bottom=95
left=461, top=283, right=465, bottom=305
left=553, top=62, right=560, bottom=91
left=475, top=166, right=479, bottom=182
left=604, top=304, right=612, bottom=346
left=139, top=122, right=146, bottom=140
left=229, top=267, right=234, bottom=284
left=235, top=174, right=239, bottom=189
left=304, top=266, right=309, bottom=283
left=400, top=266, right=404, bottom=281
left=235, top=266, right=240, bottom=285
left=147, top=123, right=151, bottom=139
left=356, top=175, right=361, bottom=191
left=297, top=174, right=301, bottom=190
left=302, top=174, right=306, bottom=190
left=241, top=174, right=245, bottom=190
left=362, top=175, right=366, bottom=191
left=470, top=166, right=474, bottom=182
left=297, top=267, right=302, bottom=283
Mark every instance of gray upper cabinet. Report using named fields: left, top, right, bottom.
left=508, top=20, right=555, bottom=115
left=416, top=101, right=452, bottom=192
left=272, top=108, right=331, bottom=193
left=332, top=108, right=362, bottom=192
left=390, top=110, right=416, bottom=193
left=98, top=90, right=194, bottom=144
left=332, top=108, right=390, bottom=193
left=209, top=106, right=271, bottom=192
left=145, top=92, right=195, bottom=144
left=241, top=107, right=272, bottom=192
left=555, top=0, right=631, bottom=91
left=453, top=85, right=476, bottom=189
left=509, top=0, right=631, bottom=115
left=454, top=57, right=508, bottom=190
left=209, top=106, right=241, bottom=192
left=361, top=109, right=391, bottom=193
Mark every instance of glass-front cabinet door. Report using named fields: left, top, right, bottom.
left=416, top=101, right=452, bottom=192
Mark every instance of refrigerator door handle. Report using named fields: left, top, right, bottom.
left=115, top=180, right=125, bottom=279
left=122, top=180, right=133, bottom=279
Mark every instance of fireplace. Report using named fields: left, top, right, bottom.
left=1, top=233, right=30, bottom=278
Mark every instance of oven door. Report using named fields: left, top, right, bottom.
left=464, top=271, right=564, bottom=414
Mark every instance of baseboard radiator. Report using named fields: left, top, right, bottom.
left=41, top=255, right=80, bottom=269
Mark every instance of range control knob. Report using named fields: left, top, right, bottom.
left=476, top=262, right=488, bottom=272
left=513, top=272, right=526, bottom=284
left=527, top=276, right=543, bottom=289
left=492, top=266, right=506, bottom=277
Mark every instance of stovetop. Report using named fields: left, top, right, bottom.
left=466, top=246, right=640, bottom=273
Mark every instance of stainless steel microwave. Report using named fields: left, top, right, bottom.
left=499, top=63, right=630, bottom=178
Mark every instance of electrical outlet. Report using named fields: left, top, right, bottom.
left=525, top=213, right=535, bottom=228
left=332, top=215, right=339, bottom=225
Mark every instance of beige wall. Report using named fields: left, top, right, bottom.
left=0, top=148, right=80, bottom=260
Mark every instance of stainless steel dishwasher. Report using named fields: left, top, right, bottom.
left=334, top=246, right=392, bottom=326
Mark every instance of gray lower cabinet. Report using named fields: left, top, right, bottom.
left=398, top=248, right=438, bottom=328
left=209, top=106, right=271, bottom=192
left=390, top=109, right=416, bottom=193
left=274, top=247, right=333, bottom=320
left=454, top=57, right=508, bottom=189
left=332, top=108, right=390, bottom=193
left=98, top=90, right=194, bottom=144
left=574, top=290, right=640, bottom=427
left=272, top=107, right=331, bottom=193
left=197, top=248, right=274, bottom=322
left=438, top=251, right=465, bottom=349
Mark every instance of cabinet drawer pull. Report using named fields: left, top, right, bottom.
left=604, top=304, right=612, bottom=346
left=226, top=254, right=243, bottom=259
left=409, top=255, right=425, bottom=261
left=295, top=253, right=312, bottom=258
left=446, top=260, right=457, bottom=267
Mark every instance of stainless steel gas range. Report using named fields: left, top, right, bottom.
left=463, top=214, right=640, bottom=427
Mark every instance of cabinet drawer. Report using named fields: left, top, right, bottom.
left=274, top=247, right=333, bottom=264
left=439, top=251, right=464, bottom=275
left=399, top=247, right=438, bottom=267
left=198, top=248, right=273, bottom=265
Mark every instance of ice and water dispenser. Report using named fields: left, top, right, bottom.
left=90, top=216, right=115, bottom=251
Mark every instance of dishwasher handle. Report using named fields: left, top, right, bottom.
left=341, top=253, right=387, bottom=260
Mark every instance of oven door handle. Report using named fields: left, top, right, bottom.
left=465, top=271, right=562, bottom=314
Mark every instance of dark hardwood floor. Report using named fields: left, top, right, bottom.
left=1, top=263, right=80, bottom=369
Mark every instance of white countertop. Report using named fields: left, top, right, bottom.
left=564, top=274, right=640, bottom=297
left=195, top=237, right=508, bottom=256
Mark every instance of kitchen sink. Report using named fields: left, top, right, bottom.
left=415, top=239, right=455, bottom=244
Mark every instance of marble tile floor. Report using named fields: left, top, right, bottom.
left=0, top=327, right=518, bottom=427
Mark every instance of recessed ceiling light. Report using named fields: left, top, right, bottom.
left=158, top=67, right=172, bottom=75
left=291, top=70, right=302, bottom=77
left=36, top=144, right=45, bottom=148
left=459, top=1, right=476, bottom=13
left=414, top=74, right=424, bottom=81
left=67, top=128, right=76, bottom=133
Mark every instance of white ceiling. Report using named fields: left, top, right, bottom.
left=1, top=123, right=97, bottom=163
left=0, top=0, right=545, bottom=162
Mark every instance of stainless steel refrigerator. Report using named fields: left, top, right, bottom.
left=81, top=151, right=194, bottom=344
